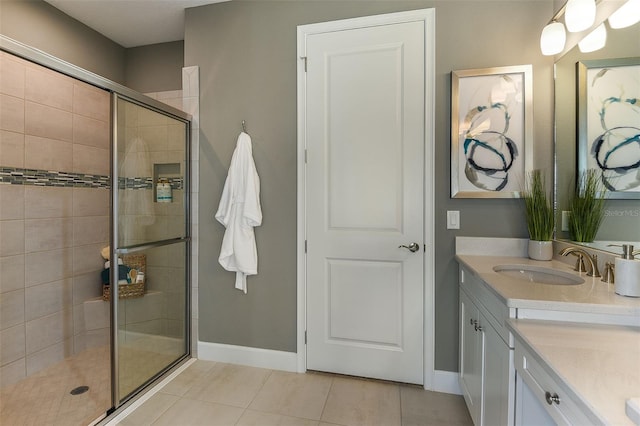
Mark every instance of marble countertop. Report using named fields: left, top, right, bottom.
left=508, top=319, right=640, bottom=426
left=456, top=255, right=640, bottom=318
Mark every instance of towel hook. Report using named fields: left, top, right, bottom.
left=242, top=120, right=247, bottom=133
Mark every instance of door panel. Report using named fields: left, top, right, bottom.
left=305, top=19, right=425, bottom=384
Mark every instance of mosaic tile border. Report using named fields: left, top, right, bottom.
left=0, top=167, right=110, bottom=188
left=0, top=167, right=183, bottom=190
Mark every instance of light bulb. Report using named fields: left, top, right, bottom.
left=540, top=22, right=567, bottom=55
left=608, top=0, right=640, bottom=29
left=565, top=0, right=597, bottom=32
left=578, top=23, right=607, bottom=53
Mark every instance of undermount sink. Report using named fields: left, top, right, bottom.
left=492, top=264, right=585, bottom=285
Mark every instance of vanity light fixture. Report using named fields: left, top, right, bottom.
left=565, top=0, right=597, bottom=32
left=540, top=21, right=567, bottom=55
left=578, top=22, right=607, bottom=52
left=608, top=0, right=640, bottom=29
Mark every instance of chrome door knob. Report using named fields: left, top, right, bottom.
left=399, top=242, right=420, bottom=252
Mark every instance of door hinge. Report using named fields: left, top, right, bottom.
left=304, top=330, right=307, bottom=344
left=304, top=149, right=307, bottom=164
left=304, top=240, right=307, bottom=253
left=301, top=56, right=307, bottom=72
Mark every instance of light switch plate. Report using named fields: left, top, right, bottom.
left=447, top=210, right=460, bottom=230
left=562, top=211, right=571, bottom=232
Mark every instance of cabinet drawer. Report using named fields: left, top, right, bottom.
left=514, top=343, right=597, bottom=425
left=460, top=266, right=512, bottom=346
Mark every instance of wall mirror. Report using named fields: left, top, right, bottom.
left=554, top=12, right=640, bottom=254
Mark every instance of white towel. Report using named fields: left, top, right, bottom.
left=215, top=132, right=262, bottom=293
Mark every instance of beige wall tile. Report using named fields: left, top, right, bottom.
left=0, top=130, right=25, bottom=168
left=72, top=243, right=104, bottom=276
left=0, top=358, right=25, bottom=389
left=0, top=94, right=24, bottom=133
left=78, top=328, right=109, bottom=351
left=25, top=337, right=73, bottom=376
left=73, top=187, right=109, bottom=217
left=0, top=324, right=25, bottom=366
left=24, top=134, right=73, bottom=172
left=0, top=220, right=24, bottom=257
left=25, top=279, right=73, bottom=322
left=0, top=54, right=25, bottom=98
left=25, top=66, right=73, bottom=112
left=83, top=299, right=109, bottom=331
left=73, top=215, right=108, bottom=246
left=123, top=292, right=162, bottom=324
left=25, top=101, right=72, bottom=142
left=0, top=289, right=24, bottom=330
left=73, top=82, right=109, bottom=122
left=72, top=272, right=102, bottom=305
left=73, top=114, right=109, bottom=149
left=139, top=125, right=168, bottom=152
left=73, top=144, right=109, bottom=176
left=25, top=248, right=73, bottom=287
left=0, top=254, right=25, bottom=294
left=138, top=107, right=168, bottom=127
left=24, top=218, right=73, bottom=253
left=0, top=184, right=24, bottom=220
left=25, top=186, right=72, bottom=219
left=25, top=309, right=73, bottom=354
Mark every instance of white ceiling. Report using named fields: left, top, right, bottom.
left=44, top=0, right=230, bottom=48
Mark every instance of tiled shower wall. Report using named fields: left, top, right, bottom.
left=146, top=65, right=200, bottom=357
left=0, top=51, right=110, bottom=387
left=0, top=51, right=200, bottom=388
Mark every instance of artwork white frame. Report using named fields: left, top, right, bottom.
left=451, top=65, right=533, bottom=198
left=578, top=58, right=640, bottom=199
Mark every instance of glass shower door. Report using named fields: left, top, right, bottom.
left=112, top=95, right=190, bottom=404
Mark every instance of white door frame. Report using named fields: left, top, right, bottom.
left=296, top=8, right=436, bottom=390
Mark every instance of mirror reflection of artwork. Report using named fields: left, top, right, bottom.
left=451, top=65, right=532, bottom=198
left=579, top=59, right=640, bottom=197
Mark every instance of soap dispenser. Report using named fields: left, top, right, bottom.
left=614, top=245, right=640, bottom=297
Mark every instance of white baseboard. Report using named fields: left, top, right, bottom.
left=197, top=341, right=298, bottom=372
left=431, top=370, right=462, bottom=395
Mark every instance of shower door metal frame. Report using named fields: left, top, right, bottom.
left=110, top=93, right=192, bottom=408
left=0, top=34, right=193, bottom=418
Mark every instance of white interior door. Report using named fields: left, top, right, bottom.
left=302, top=14, right=427, bottom=384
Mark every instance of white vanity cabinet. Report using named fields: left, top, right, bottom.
left=459, top=266, right=515, bottom=426
left=513, top=333, right=599, bottom=425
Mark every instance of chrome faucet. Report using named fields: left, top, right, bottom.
left=559, top=247, right=601, bottom=278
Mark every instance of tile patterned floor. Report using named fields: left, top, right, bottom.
left=0, top=341, right=180, bottom=426
left=117, top=361, right=473, bottom=426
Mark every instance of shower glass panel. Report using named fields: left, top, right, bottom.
left=113, top=96, right=190, bottom=404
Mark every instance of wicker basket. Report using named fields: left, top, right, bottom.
left=102, top=254, right=146, bottom=301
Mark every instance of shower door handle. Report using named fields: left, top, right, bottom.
left=399, top=242, right=420, bottom=253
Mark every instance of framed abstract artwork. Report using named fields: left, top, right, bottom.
left=577, top=58, right=640, bottom=199
left=451, top=65, right=533, bottom=198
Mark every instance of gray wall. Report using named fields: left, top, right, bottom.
left=125, top=41, right=185, bottom=93
left=0, top=0, right=126, bottom=84
left=186, top=0, right=554, bottom=372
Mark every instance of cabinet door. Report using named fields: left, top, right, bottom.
left=459, top=290, right=484, bottom=426
left=483, top=317, right=513, bottom=426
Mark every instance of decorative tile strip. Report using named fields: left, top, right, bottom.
left=0, top=166, right=184, bottom=190
left=0, top=167, right=110, bottom=188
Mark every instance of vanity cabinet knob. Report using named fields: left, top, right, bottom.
left=545, top=391, right=560, bottom=405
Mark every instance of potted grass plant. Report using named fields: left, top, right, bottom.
left=522, top=170, right=555, bottom=260
left=569, top=169, right=607, bottom=242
